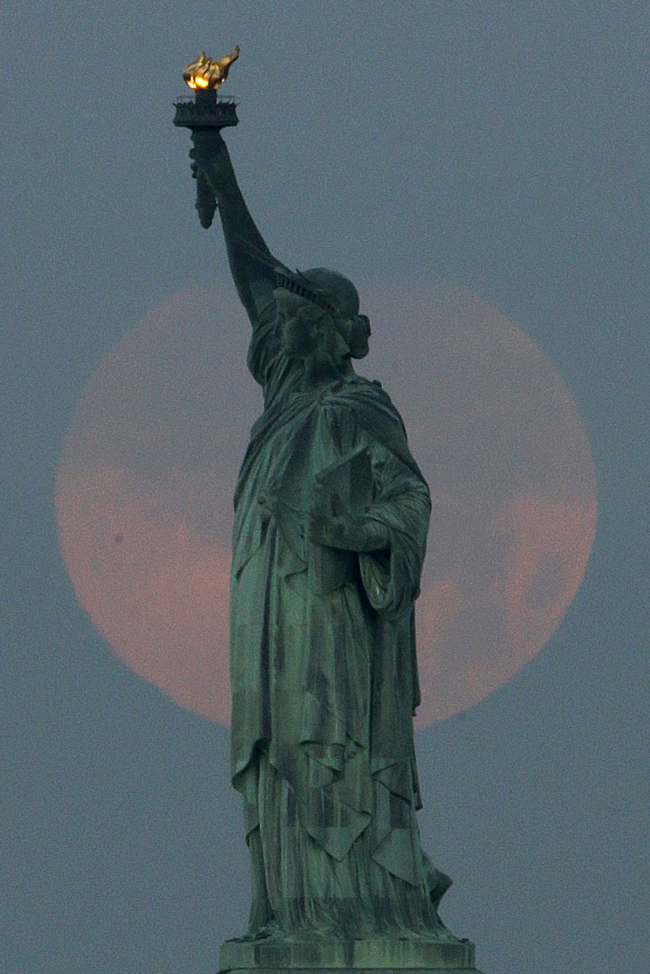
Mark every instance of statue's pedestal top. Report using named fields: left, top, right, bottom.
left=219, top=936, right=486, bottom=973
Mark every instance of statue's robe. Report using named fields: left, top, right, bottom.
left=229, top=303, right=449, bottom=936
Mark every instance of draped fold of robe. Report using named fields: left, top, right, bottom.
left=229, top=303, right=452, bottom=938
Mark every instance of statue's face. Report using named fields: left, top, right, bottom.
left=276, top=291, right=326, bottom=359
left=281, top=310, right=318, bottom=358
left=275, top=289, right=354, bottom=378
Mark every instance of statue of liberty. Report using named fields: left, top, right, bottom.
left=189, top=126, right=454, bottom=944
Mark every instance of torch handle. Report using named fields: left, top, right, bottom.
left=195, top=167, right=218, bottom=229
left=175, top=83, right=238, bottom=229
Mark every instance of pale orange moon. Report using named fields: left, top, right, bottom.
left=55, top=282, right=597, bottom=727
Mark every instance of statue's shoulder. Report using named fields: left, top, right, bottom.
left=327, top=374, right=424, bottom=483
left=335, top=374, right=407, bottom=435
left=345, top=374, right=382, bottom=388
left=340, top=374, right=396, bottom=410
left=340, top=374, right=384, bottom=395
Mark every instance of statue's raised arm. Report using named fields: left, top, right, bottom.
left=190, top=129, right=282, bottom=327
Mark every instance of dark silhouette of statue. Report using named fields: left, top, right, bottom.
left=190, top=129, right=454, bottom=943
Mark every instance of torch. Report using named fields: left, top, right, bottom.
left=173, top=46, right=240, bottom=228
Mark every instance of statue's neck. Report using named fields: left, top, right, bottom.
left=302, top=350, right=353, bottom=389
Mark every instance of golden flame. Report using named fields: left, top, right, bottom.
left=182, top=46, right=240, bottom=91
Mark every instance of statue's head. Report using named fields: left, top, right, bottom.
left=274, top=267, right=371, bottom=368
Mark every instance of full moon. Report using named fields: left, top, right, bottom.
left=55, top=282, right=597, bottom=727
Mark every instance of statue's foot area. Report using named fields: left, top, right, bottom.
left=220, top=934, right=480, bottom=971
left=230, top=921, right=281, bottom=943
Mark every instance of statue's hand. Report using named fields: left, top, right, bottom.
left=189, top=130, right=227, bottom=184
left=188, top=131, right=228, bottom=226
left=190, top=128, right=225, bottom=164
left=308, top=507, right=389, bottom=553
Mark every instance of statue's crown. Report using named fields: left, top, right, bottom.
left=273, top=270, right=338, bottom=314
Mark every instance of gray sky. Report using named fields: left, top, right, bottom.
left=2, top=3, right=649, bottom=973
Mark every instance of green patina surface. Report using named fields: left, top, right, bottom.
left=189, top=128, right=471, bottom=956
left=220, top=936, right=481, bottom=969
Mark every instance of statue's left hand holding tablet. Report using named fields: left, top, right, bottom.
left=308, top=506, right=390, bottom=554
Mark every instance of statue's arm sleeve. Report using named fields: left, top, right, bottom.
left=192, top=132, right=286, bottom=327
left=359, top=452, right=431, bottom=621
